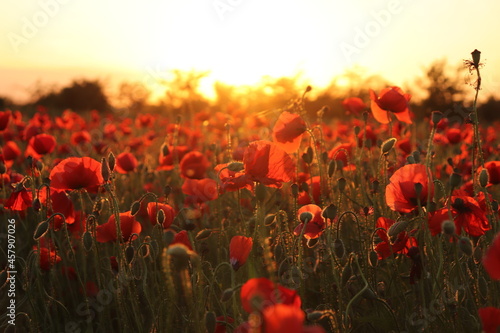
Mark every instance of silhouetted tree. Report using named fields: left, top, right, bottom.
left=34, top=79, right=110, bottom=112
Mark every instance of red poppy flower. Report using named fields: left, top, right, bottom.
left=182, top=178, right=218, bottom=204
left=483, top=232, right=500, bottom=280
left=229, top=236, right=253, bottom=271
left=293, top=204, right=326, bottom=239
left=484, top=161, right=500, bottom=184
left=214, top=163, right=253, bottom=193
left=115, top=152, right=138, bottom=174
left=272, top=111, right=307, bottom=153
left=157, top=145, right=190, bottom=171
left=50, top=157, right=103, bottom=193
left=370, top=86, right=412, bottom=124
left=386, top=164, right=433, bottom=213
left=478, top=307, right=500, bottom=333
left=171, top=230, right=193, bottom=250
left=328, top=143, right=354, bottom=170
left=71, top=131, right=91, bottom=145
left=5, top=186, right=32, bottom=211
left=96, top=211, right=142, bottom=243
left=374, top=217, right=416, bottom=259
left=262, top=303, right=305, bottom=333
left=450, top=195, right=490, bottom=236
left=3, top=141, right=21, bottom=166
left=34, top=245, right=61, bottom=271
left=297, top=176, right=321, bottom=205
left=179, top=151, right=210, bottom=179
left=446, top=128, right=462, bottom=145
left=26, top=134, right=56, bottom=158
left=37, top=188, right=76, bottom=227
left=0, top=110, right=11, bottom=131
left=342, top=97, right=366, bottom=115
left=146, top=202, right=175, bottom=228
left=240, top=277, right=301, bottom=313
left=243, top=140, right=295, bottom=187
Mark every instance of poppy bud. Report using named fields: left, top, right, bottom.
left=362, top=288, right=377, bottom=300
left=458, top=237, right=473, bottom=256
left=381, top=138, right=397, bottom=155
left=125, top=245, right=135, bottom=264
left=328, top=160, right=336, bottom=177
left=305, top=85, right=312, bottom=93
left=34, top=220, right=49, bottom=240
left=227, top=162, right=244, bottom=172
left=0, top=162, right=5, bottom=174
left=83, top=231, right=94, bottom=252
left=479, top=169, right=489, bottom=188
left=406, top=155, right=415, bottom=164
left=101, top=157, right=110, bottom=182
left=388, top=220, right=410, bottom=237
left=32, top=197, right=41, bottom=212
left=300, top=211, right=313, bottom=223
left=205, top=311, right=217, bottom=333
left=354, top=126, right=360, bottom=136
left=221, top=288, right=234, bottom=302
left=441, top=220, right=456, bottom=235
left=369, top=250, right=378, bottom=267
left=300, top=182, right=309, bottom=193
left=307, top=311, right=326, bottom=321
left=130, top=201, right=141, bottom=216
left=333, top=238, right=345, bottom=259
left=291, top=183, right=299, bottom=197
left=156, top=209, right=165, bottom=226
left=471, top=49, right=481, bottom=68
left=431, top=111, right=443, bottom=126
left=264, top=214, right=276, bottom=226
left=492, top=200, right=499, bottom=212
left=195, top=229, right=212, bottom=241
left=322, top=204, right=337, bottom=220
left=338, top=177, right=346, bottom=192
left=307, top=238, right=319, bottom=248
left=107, top=152, right=116, bottom=171
left=302, top=146, right=314, bottom=164
left=450, top=172, right=462, bottom=188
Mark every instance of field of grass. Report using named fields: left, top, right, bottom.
left=1, top=52, right=500, bottom=333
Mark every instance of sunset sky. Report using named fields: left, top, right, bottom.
left=2, top=0, right=500, bottom=104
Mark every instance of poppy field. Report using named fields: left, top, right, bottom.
left=2, top=51, right=500, bottom=333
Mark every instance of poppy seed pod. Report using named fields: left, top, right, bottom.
left=299, top=211, right=313, bottom=223
left=458, top=237, right=473, bottom=256
left=479, top=169, right=489, bottom=188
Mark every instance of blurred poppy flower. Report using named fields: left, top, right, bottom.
left=26, top=134, right=56, bottom=158
left=34, top=244, right=61, bottom=271
left=272, top=111, right=307, bottom=153
left=328, top=143, right=354, bottom=170
left=158, top=145, right=190, bottom=171
left=293, top=204, right=326, bottom=239
left=115, top=152, right=138, bottom=174
left=146, top=202, right=175, bottom=228
left=179, top=151, right=210, bottom=179
left=386, top=164, right=433, bottom=213
left=240, top=277, right=301, bottom=313
left=262, top=304, right=305, bottom=333
left=342, top=97, right=366, bottom=115
left=0, top=110, right=11, bottom=131
left=370, top=86, right=412, bottom=124
left=243, top=140, right=295, bottom=187
left=171, top=230, right=193, bottom=251
left=229, top=236, right=253, bottom=271
left=71, top=130, right=91, bottom=145
left=484, top=161, right=500, bottom=185
left=374, top=217, right=416, bottom=259
left=5, top=186, right=32, bottom=211
left=50, top=157, right=103, bottom=193
left=478, top=307, right=500, bottom=333
left=182, top=178, right=218, bottom=204
left=96, top=211, right=142, bottom=243
left=483, top=232, right=500, bottom=280
left=3, top=141, right=21, bottom=167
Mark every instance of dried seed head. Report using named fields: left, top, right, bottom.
left=471, top=49, right=481, bottom=68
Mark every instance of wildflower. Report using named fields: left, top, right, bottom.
left=243, top=140, right=295, bottom=187
left=50, top=157, right=103, bottom=193
left=96, top=211, right=142, bottom=243
left=342, top=97, right=366, bottom=115
left=26, top=134, right=56, bottom=158
left=385, top=164, right=433, bottom=213
left=229, top=236, right=253, bottom=271
left=478, top=307, right=500, bottom=333
left=179, top=151, right=210, bottom=179
left=369, top=86, right=412, bottom=124
left=182, top=178, right=218, bottom=204
left=240, top=277, right=301, bottom=313
left=293, top=204, right=325, bottom=239
left=272, top=111, right=307, bottom=153
left=115, top=152, right=138, bottom=174
left=483, top=232, right=500, bottom=280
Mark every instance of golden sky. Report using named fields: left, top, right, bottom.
left=2, top=0, right=500, bottom=104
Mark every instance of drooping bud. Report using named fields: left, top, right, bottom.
left=83, top=231, right=94, bottom=252
left=322, top=204, right=337, bottom=220
left=130, top=201, right=141, bottom=216
left=381, top=138, right=397, bottom=155
left=156, top=208, right=165, bottom=226
left=125, top=245, right=135, bottom=264
left=221, top=288, right=234, bottom=302
left=307, top=311, right=326, bottom=321
left=195, top=229, right=212, bottom=241
left=369, top=250, right=378, bottom=267
left=291, top=183, right=299, bottom=197
left=338, top=177, right=347, bottom=192
left=33, top=220, right=49, bottom=240
left=302, top=146, right=314, bottom=164
left=479, top=169, right=489, bottom=188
